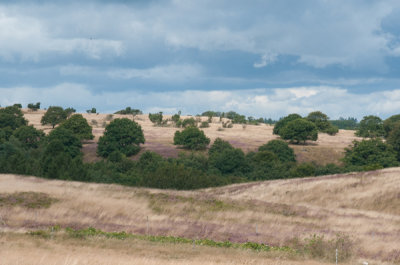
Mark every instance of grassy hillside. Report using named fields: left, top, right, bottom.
left=1, top=169, right=400, bottom=264
left=22, top=109, right=361, bottom=165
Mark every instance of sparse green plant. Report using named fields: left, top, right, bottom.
left=105, top=114, right=114, bottom=121
left=199, top=121, right=209, bottom=128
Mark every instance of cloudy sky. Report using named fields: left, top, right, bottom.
left=1, top=0, right=400, bottom=119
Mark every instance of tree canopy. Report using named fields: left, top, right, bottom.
left=41, top=106, right=68, bottom=128
left=280, top=119, right=318, bottom=144
left=355, top=115, right=385, bottom=138
left=306, top=111, right=338, bottom=135
left=58, top=114, right=94, bottom=141
left=97, top=118, right=145, bottom=157
left=258, top=139, right=296, bottom=163
left=343, top=138, right=398, bottom=169
left=273, top=113, right=302, bottom=135
left=173, top=126, right=210, bottom=150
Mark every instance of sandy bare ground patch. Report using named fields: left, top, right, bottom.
left=22, top=110, right=361, bottom=164
left=1, top=169, right=399, bottom=263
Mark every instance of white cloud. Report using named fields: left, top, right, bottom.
left=0, top=9, right=123, bottom=61
left=253, top=53, right=277, bottom=68
left=1, top=1, right=399, bottom=68
left=2, top=84, right=400, bottom=120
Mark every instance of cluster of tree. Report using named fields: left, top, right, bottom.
left=41, top=106, right=76, bottom=128
left=114, top=107, right=142, bottom=115
left=329, top=117, right=358, bottom=130
left=27, top=102, right=41, bottom=111
left=3, top=104, right=400, bottom=191
left=0, top=107, right=90, bottom=180
left=148, top=112, right=164, bottom=126
left=201, top=110, right=267, bottom=125
left=86, top=108, right=97, bottom=114
left=273, top=111, right=339, bottom=144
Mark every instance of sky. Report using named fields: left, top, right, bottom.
left=1, top=0, right=400, bottom=119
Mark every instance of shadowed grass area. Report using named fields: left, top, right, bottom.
left=0, top=192, right=57, bottom=209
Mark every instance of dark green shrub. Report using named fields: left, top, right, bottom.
left=13, top=125, right=45, bottom=149
left=58, top=114, right=94, bottom=141
left=289, top=163, right=316, bottom=178
left=258, top=139, right=296, bottom=163
left=181, top=118, right=197, bottom=128
left=27, top=102, right=40, bottom=111
left=115, top=107, right=142, bottom=115
left=383, top=114, right=400, bottom=138
left=273, top=114, right=302, bottom=135
left=149, top=112, right=163, bottom=125
left=343, top=138, right=398, bottom=168
left=97, top=118, right=145, bottom=157
left=87, top=108, right=97, bottom=114
left=280, top=119, right=318, bottom=144
left=47, top=127, right=82, bottom=158
left=0, top=106, right=27, bottom=130
left=41, top=106, right=67, bottom=128
left=199, top=121, right=209, bottom=128
left=387, top=123, right=400, bottom=160
left=325, top=125, right=339, bottom=135
left=171, top=113, right=180, bottom=123
left=355, top=115, right=385, bottom=138
left=173, top=127, right=210, bottom=150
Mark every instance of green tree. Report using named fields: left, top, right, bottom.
left=258, top=139, right=296, bottom=163
left=273, top=113, right=302, bottom=135
left=13, top=125, right=45, bottom=149
left=97, top=118, right=145, bottom=157
left=40, top=139, right=86, bottom=180
left=280, top=119, right=318, bottom=144
left=114, top=107, right=142, bottom=115
left=149, top=112, right=163, bottom=125
left=181, top=118, right=197, bottom=128
left=343, top=138, right=398, bottom=169
left=27, top=102, right=40, bottom=111
left=208, top=138, right=246, bottom=174
left=355, top=115, right=385, bottom=138
left=41, top=106, right=67, bottom=128
left=386, top=123, right=400, bottom=160
left=64, top=107, right=76, bottom=117
left=47, top=127, right=82, bottom=158
left=58, top=114, right=94, bottom=141
left=0, top=106, right=27, bottom=130
left=383, top=114, right=400, bottom=138
left=306, top=111, right=338, bottom=135
left=87, top=108, right=97, bottom=114
left=173, top=126, right=210, bottom=150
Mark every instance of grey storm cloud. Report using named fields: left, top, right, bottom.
left=1, top=0, right=400, bottom=118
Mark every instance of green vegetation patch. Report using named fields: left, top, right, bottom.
left=0, top=192, right=57, bottom=209
left=61, top=227, right=292, bottom=253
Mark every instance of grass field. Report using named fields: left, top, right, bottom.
left=22, top=109, right=361, bottom=164
left=1, top=168, right=400, bottom=264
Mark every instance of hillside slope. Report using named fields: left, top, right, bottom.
left=22, top=109, right=360, bottom=164
left=1, top=168, right=399, bottom=263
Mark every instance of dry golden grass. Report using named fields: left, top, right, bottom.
left=0, top=233, right=332, bottom=265
left=1, top=169, right=400, bottom=264
left=21, top=109, right=361, bottom=164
